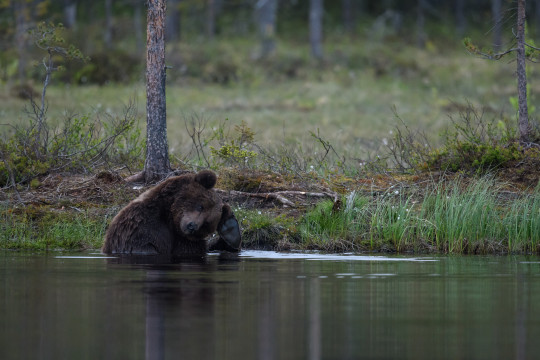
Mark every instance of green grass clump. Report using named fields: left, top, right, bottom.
left=504, top=188, right=540, bottom=252
left=368, top=191, right=418, bottom=252
left=234, top=207, right=298, bottom=250
left=0, top=206, right=107, bottom=251
left=299, top=192, right=369, bottom=251
left=418, top=179, right=502, bottom=252
left=298, top=178, right=540, bottom=254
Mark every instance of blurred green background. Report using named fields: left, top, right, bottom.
left=0, top=0, right=535, bottom=158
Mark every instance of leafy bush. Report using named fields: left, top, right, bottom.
left=209, top=120, right=258, bottom=167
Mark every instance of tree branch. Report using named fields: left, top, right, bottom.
left=467, top=47, right=518, bottom=60
left=215, top=188, right=338, bottom=208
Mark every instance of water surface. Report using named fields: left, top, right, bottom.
left=1, top=250, right=539, bottom=360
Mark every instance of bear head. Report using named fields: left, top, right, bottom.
left=168, top=170, right=224, bottom=241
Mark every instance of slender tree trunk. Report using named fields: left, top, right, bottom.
left=255, top=0, right=278, bottom=58
left=309, top=0, right=323, bottom=60
left=14, top=1, right=29, bottom=84
left=63, top=0, right=77, bottom=29
left=145, top=0, right=170, bottom=183
left=104, top=0, right=113, bottom=49
left=134, top=0, right=144, bottom=53
left=455, top=0, right=466, bottom=37
left=207, top=0, right=215, bottom=39
left=536, top=0, right=540, bottom=38
left=166, top=0, right=181, bottom=42
left=517, top=0, right=530, bottom=142
left=342, top=0, right=353, bottom=34
left=417, top=0, right=426, bottom=49
left=492, top=0, right=502, bottom=52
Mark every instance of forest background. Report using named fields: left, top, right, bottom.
left=2, top=0, right=539, bottom=167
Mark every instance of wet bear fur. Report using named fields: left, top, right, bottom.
left=102, top=170, right=240, bottom=256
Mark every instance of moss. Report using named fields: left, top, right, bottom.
left=425, top=140, right=525, bottom=174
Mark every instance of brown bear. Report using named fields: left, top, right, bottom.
left=101, top=170, right=241, bottom=256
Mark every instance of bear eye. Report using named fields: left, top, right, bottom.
left=196, top=204, right=204, bottom=211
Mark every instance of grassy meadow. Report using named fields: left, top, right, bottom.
left=0, top=36, right=526, bottom=163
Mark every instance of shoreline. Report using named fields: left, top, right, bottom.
left=1, top=169, right=538, bottom=255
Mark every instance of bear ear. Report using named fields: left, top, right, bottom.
left=194, top=170, right=217, bottom=189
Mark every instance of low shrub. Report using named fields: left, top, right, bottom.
left=388, top=103, right=540, bottom=176
left=0, top=102, right=144, bottom=186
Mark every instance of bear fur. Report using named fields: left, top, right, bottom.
left=101, top=170, right=241, bottom=256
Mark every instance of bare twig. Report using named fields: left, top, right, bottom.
left=185, top=114, right=210, bottom=167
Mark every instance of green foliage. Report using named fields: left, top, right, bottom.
left=31, top=22, right=85, bottom=60
left=425, top=111, right=521, bottom=173
left=30, top=22, right=89, bottom=67
left=426, top=141, right=521, bottom=173
left=209, top=120, right=258, bottom=167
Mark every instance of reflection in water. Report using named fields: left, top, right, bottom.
left=309, top=278, right=321, bottom=360
left=1, top=252, right=540, bottom=360
left=258, top=281, right=275, bottom=360
left=515, top=273, right=527, bottom=360
left=145, top=270, right=165, bottom=360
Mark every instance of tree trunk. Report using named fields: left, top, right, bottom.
left=134, top=0, right=144, bottom=53
left=14, top=1, right=29, bottom=84
left=166, top=0, right=181, bottom=42
left=145, top=0, right=170, bottom=183
left=255, top=0, right=278, bottom=58
left=63, top=0, right=77, bottom=29
left=455, top=0, right=465, bottom=37
left=342, top=0, right=353, bottom=34
left=206, top=0, right=215, bottom=39
left=309, top=0, right=323, bottom=60
left=492, top=0, right=502, bottom=52
left=417, top=0, right=426, bottom=49
left=517, top=0, right=530, bottom=143
left=536, top=0, right=540, bottom=38
left=104, top=0, right=113, bottom=49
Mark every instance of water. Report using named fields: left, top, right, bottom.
left=1, top=250, right=540, bottom=360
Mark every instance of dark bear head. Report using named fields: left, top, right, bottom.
left=169, top=170, right=224, bottom=241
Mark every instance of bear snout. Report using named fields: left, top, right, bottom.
left=186, top=221, right=198, bottom=233
left=180, top=213, right=204, bottom=237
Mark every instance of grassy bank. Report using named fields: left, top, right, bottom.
left=0, top=206, right=106, bottom=251
left=296, top=178, right=540, bottom=254
left=1, top=172, right=538, bottom=255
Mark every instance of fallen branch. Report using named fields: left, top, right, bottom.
left=215, top=188, right=338, bottom=208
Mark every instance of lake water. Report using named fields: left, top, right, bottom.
left=1, top=250, right=540, bottom=360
